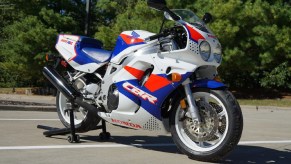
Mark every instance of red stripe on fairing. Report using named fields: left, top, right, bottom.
left=67, top=35, right=80, bottom=62
left=68, top=47, right=77, bottom=62
left=185, top=24, right=205, bottom=42
left=120, top=34, right=144, bottom=45
left=144, top=74, right=171, bottom=92
left=124, top=66, right=145, bottom=80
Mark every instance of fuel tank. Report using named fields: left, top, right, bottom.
left=110, top=30, right=155, bottom=64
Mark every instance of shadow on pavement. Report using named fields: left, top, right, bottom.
left=224, top=145, right=291, bottom=163
left=80, top=134, right=179, bottom=154
left=80, top=135, right=291, bottom=163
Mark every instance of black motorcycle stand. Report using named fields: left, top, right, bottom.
left=99, top=120, right=111, bottom=140
left=37, top=102, right=80, bottom=143
left=67, top=107, right=80, bottom=143
left=37, top=101, right=111, bottom=143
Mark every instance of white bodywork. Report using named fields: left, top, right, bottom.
left=55, top=21, right=221, bottom=132
left=56, top=34, right=106, bottom=73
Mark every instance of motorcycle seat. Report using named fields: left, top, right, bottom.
left=74, top=36, right=112, bottom=63
left=79, top=37, right=104, bottom=48
left=81, top=48, right=112, bottom=63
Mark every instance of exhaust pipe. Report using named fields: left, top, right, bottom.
left=43, top=66, right=79, bottom=101
left=43, top=66, right=99, bottom=113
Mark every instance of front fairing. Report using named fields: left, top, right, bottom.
left=168, top=9, right=222, bottom=67
left=172, top=9, right=214, bottom=34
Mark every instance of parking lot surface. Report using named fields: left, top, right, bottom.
left=0, top=106, right=290, bottom=164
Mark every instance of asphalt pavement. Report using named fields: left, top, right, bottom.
left=0, top=94, right=290, bottom=163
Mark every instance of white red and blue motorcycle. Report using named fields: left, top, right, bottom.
left=42, top=0, right=243, bottom=162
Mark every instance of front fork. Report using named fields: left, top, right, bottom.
left=182, top=79, right=201, bottom=122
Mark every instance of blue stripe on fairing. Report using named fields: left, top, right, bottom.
left=115, top=80, right=141, bottom=106
left=115, top=73, right=192, bottom=120
left=192, top=79, right=226, bottom=89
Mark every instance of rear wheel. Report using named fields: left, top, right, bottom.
left=56, top=77, right=100, bottom=132
left=57, top=91, right=100, bottom=132
left=170, top=88, right=243, bottom=162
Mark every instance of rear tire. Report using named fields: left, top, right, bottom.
left=56, top=91, right=100, bottom=132
left=170, top=88, right=243, bottom=162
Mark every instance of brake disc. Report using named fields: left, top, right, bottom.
left=183, top=101, right=219, bottom=142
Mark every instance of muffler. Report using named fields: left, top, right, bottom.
left=43, top=66, right=79, bottom=101
left=43, top=66, right=99, bottom=113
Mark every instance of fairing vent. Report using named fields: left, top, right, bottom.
left=189, top=40, right=199, bottom=55
left=143, top=117, right=161, bottom=131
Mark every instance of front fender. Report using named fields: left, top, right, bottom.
left=192, top=79, right=226, bottom=89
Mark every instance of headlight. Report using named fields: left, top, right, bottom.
left=199, top=41, right=211, bottom=61
left=213, top=43, right=222, bottom=63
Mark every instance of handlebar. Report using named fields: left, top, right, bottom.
left=146, top=29, right=172, bottom=42
left=148, top=33, right=167, bottom=41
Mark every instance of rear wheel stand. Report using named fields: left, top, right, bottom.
left=37, top=102, right=80, bottom=143
left=99, top=120, right=111, bottom=140
left=66, top=107, right=80, bottom=143
left=37, top=101, right=111, bottom=143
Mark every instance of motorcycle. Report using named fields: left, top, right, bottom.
left=43, top=0, right=243, bottom=162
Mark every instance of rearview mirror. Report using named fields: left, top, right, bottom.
left=164, top=12, right=173, bottom=20
left=164, top=12, right=181, bottom=21
left=147, top=0, right=167, bottom=11
left=202, top=13, right=213, bottom=24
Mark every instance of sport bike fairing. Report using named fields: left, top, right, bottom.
left=99, top=49, right=196, bottom=131
left=100, top=24, right=217, bottom=130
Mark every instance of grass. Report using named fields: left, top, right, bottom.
left=238, top=99, right=291, bottom=107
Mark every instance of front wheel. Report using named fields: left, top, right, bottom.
left=170, top=88, right=243, bottom=162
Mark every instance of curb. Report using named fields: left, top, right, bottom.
left=0, top=105, right=56, bottom=112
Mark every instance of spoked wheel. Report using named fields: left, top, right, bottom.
left=56, top=78, right=100, bottom=132
left=170, top=88, right=243, bottom=162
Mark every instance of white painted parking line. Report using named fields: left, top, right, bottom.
left=0, top=143, right=175, bottom=150
left=0, top=119, right=59, bottom=121
left=239, top=140, right=291, bottom=145
left=0, top=140, right=291, bottom=150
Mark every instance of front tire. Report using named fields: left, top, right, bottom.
left=170, top=88, right=243, bottom=162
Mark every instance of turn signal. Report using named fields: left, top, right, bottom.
left=45, top=53, right=50, bottom=61
left=167, top=73, right=182, bottom=82
left=213, top=76, right=222, bottom=82
left=45, top=53, right=56, bottom=61
left=180, top=99, right=187, bottom=109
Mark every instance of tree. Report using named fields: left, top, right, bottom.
left=94, top=0, right=163, bottom=49
left=0, top=0, right=290, bottom=91
left=169, top=0, right=291, bottom=90
left=0, top=0, right=86, bottom=87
